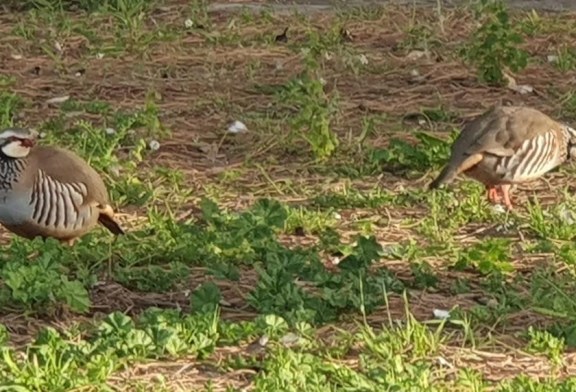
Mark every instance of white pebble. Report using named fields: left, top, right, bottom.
left=437, top=356, right=453, bottom=368
left=109, top=165, right=121, bottom=177
left=511, top=84, right=534, bottom=95
left=45, top=95, right=70, bottom=105
left=257, top=335, right=269, bottom=346
left=279, top=333, right=300, bottom=346
left=433, top=309, right=450, bottom=319
left=228, top=120, right=248, bottom=134
left=149, top=140, right=161, bottom=151
left=105, top=127, right=116, bottom=135
left=406, top=50, right=426, bottom=61
left=559, top=206, right=575, bottom=225
left=491, top=204, right=506, bottom=214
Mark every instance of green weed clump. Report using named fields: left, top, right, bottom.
left=461, top=0, right=529, bottom=86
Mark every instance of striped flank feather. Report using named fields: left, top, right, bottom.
left=30, top=170, right=90, bottom=231
left=496, top=130, right=562, bottom=182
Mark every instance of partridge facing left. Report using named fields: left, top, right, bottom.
left=0, top=127, right=124, bottom=245
left=429, top=104, right=576, bottom=209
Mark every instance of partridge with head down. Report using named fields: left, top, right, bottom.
left=429, top=104, right=576, bottom=209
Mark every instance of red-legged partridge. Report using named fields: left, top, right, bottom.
left=0, top=127, right=124, bottom=245
left=429, top=104, right=576, bottom=209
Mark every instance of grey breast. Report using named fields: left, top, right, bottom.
left=0, top=158, right=32, bottom=225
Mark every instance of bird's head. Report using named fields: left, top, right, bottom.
left=0, top=127, right=38, bottom=159
left=565, top=125, right=576, bottom=159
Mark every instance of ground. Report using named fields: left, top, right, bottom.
left=1, top=0, right=576, bottom=390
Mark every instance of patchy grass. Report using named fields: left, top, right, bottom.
left=1, top=0, right=576, bottom=390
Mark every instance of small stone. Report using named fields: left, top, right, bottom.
left=492, top=204, right=506, bottom=214
left=45, top=95, right=70, bottom=105
left=228, top=120, right=247, bottom=134
left=437, top=356, right=453, bottom=368
left=109, top=165, right=122, bottom=177
left=559, top=206, right=576, bottom=225
left=510, top=84, right=534, bottom=95
left=433, top=309, right=450, bottom=319
left=148, top=140, right=161, bottom=151
left=280, top=332, right=300, bottom=347
left=406, top=50, right=427, bottom=61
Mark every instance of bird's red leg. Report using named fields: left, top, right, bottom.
left=501, top=184, right=513, bottom=210
left=486, top=185, right=502, bottom=203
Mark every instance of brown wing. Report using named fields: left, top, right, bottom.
left=460, top=106, right=559, bottom=157
left=27, top=145, right=111, bottom=207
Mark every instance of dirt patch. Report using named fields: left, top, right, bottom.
left=209, top=0, right=576, bottom=13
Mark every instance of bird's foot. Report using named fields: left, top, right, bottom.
left=63, top=238, right=77, bottom=246
left=486, top=186, right=503, bottom=203
left=486, top=185, right=514, bottom=210
left=501, top=184, right=513, bottom=210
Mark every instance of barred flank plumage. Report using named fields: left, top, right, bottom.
left=30, top=170, right=89, bottom=231
left=496, top=129, right=563, bottom=183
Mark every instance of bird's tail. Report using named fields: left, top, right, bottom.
left=97, top=204, right=125, bottom=235
left=428, top=164, right=458, bottom=189
left=428, top=154, right=483, bottom=190
left=98, top=214, right=125, bottom=235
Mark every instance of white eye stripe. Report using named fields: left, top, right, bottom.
left=1, top=140, right=32, bottom=159
left=0, top=128, right=37, bottom=142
